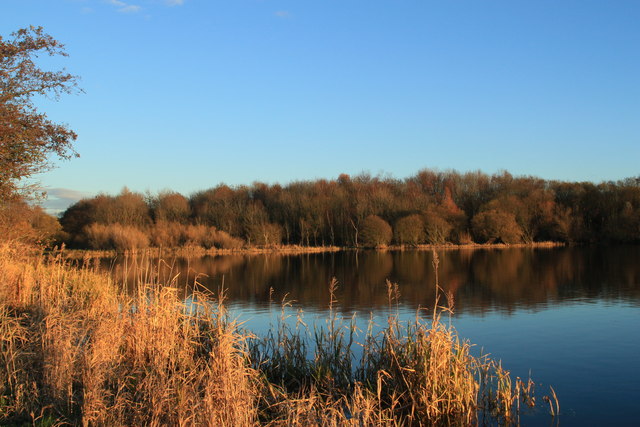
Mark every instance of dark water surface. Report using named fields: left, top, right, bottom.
left=103, top=246, right=640, bottom=426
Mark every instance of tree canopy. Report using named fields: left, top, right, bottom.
left=0, top=26, right=79, bottom=201
left=58, top=170, right=640, bottom=250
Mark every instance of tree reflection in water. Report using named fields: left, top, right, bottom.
left=101, top=246, right=640, bottom=315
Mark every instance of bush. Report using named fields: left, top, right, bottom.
left=423, top=210, right=453, bottom=245
left=149, top=221, right=183, bottom=247
left=360, top=215, right=392, bottom=248
left=92, top=222, right=246, bottom=250
left=181, top=224, right=245, bottom=249
left=85, top=223, right=150, bottom=251
left=182, top=224, right=211, bottom=247
left=210, top=230, right=244, bottom=249
left=84, top=223, right=110, bottom=249
left=394, top=214, right=425, bottom=245
left=0, top=202, right=63, bottom=246
left=471, top=210, right=523, bottom=244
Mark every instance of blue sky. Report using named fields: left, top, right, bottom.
left=2, top=0, right=639, bottom=210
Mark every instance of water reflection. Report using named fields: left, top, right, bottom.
left=96, top=246, right=640, bottom=426
left=101, top=246, right=640, bottom=315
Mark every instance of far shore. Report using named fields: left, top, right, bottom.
left=57, top=241, right=565, bottom=259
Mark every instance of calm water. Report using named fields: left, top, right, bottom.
left=103, top=246, right=640, bottom=426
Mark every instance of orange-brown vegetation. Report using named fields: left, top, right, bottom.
left=394, top=213, right=425, bottom=245
left=0, top=200, right=64, bottom=246
left=0, top=27, right=79, bottom=201
left=360, top=215, right=392, bottom=247
left=56, top=170, right=640, bottom=251
left=471, top=209, right=523, bottom=244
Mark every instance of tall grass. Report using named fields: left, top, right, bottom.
left=0, top=242, right=257, bottom=425
left=0, top=243, right=556, bottom=425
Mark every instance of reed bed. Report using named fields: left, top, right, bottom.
left=0, top=243, right=556, bottom=425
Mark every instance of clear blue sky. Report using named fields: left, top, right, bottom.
left=3, top=0, right=639, bottom=211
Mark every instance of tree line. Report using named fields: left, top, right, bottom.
left=57, top=170, right=640, bottom=250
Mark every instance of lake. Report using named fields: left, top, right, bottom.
left=102, top=245, right=640, bottom=426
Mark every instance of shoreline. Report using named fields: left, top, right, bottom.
left=57, top=240, right=565, bottom=259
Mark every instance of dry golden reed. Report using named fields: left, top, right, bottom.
left=0, top=243, right=556, bottom=425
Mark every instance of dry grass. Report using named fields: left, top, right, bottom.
left=0, top=243, right=555, bottom=425
left=0, top=242, right=258, bottom=425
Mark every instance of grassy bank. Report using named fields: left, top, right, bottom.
left=0, top=243, right=556, bottom=425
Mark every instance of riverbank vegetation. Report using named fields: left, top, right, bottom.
left=0, top=244, right=556, bottom=425
left=3, top=170, right=639, bottom=252
left=50, top=170, right=640, bottom=251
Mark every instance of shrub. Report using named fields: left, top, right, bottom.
left=394, top=214, right=425, bottom=245
left=110, top=224, right=149, bottom=250
left=423, top=210, right=453, bottom=244
left=177, top=224, right=245, bottom=249
left=85, top=223, right=149, bottom=251
left=149, top=221, right=183, bottom=247
left=84, top=223, right=111, bottom=249
left=360, top=215, right=392, bottom=248
left=182, top=224, right=211, bottom=247
left=471, top=209, right=523, bottom=244
left=210, top=230, right=244, bottom=249
left=0, top=202, right=63, bottom=246
left=30, top=209, right=65, bottom=247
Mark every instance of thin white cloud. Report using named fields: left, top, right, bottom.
left=275, top=10, right=291, bottom=19
left=165, top=0, right=184, bottom=6
left=42, top=188, right=92, bottom=214
left=119, top=4, right=141, bottom=13
left=47, top=188, right=89, bottom=200
left=105, top=0, right=142, bottom=13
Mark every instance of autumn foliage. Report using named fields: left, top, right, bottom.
left=360, top=215, right=392, bottom=247
left=52, top=170, right=640, bottom=250
left=0, top=26, right=79, bottom=201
